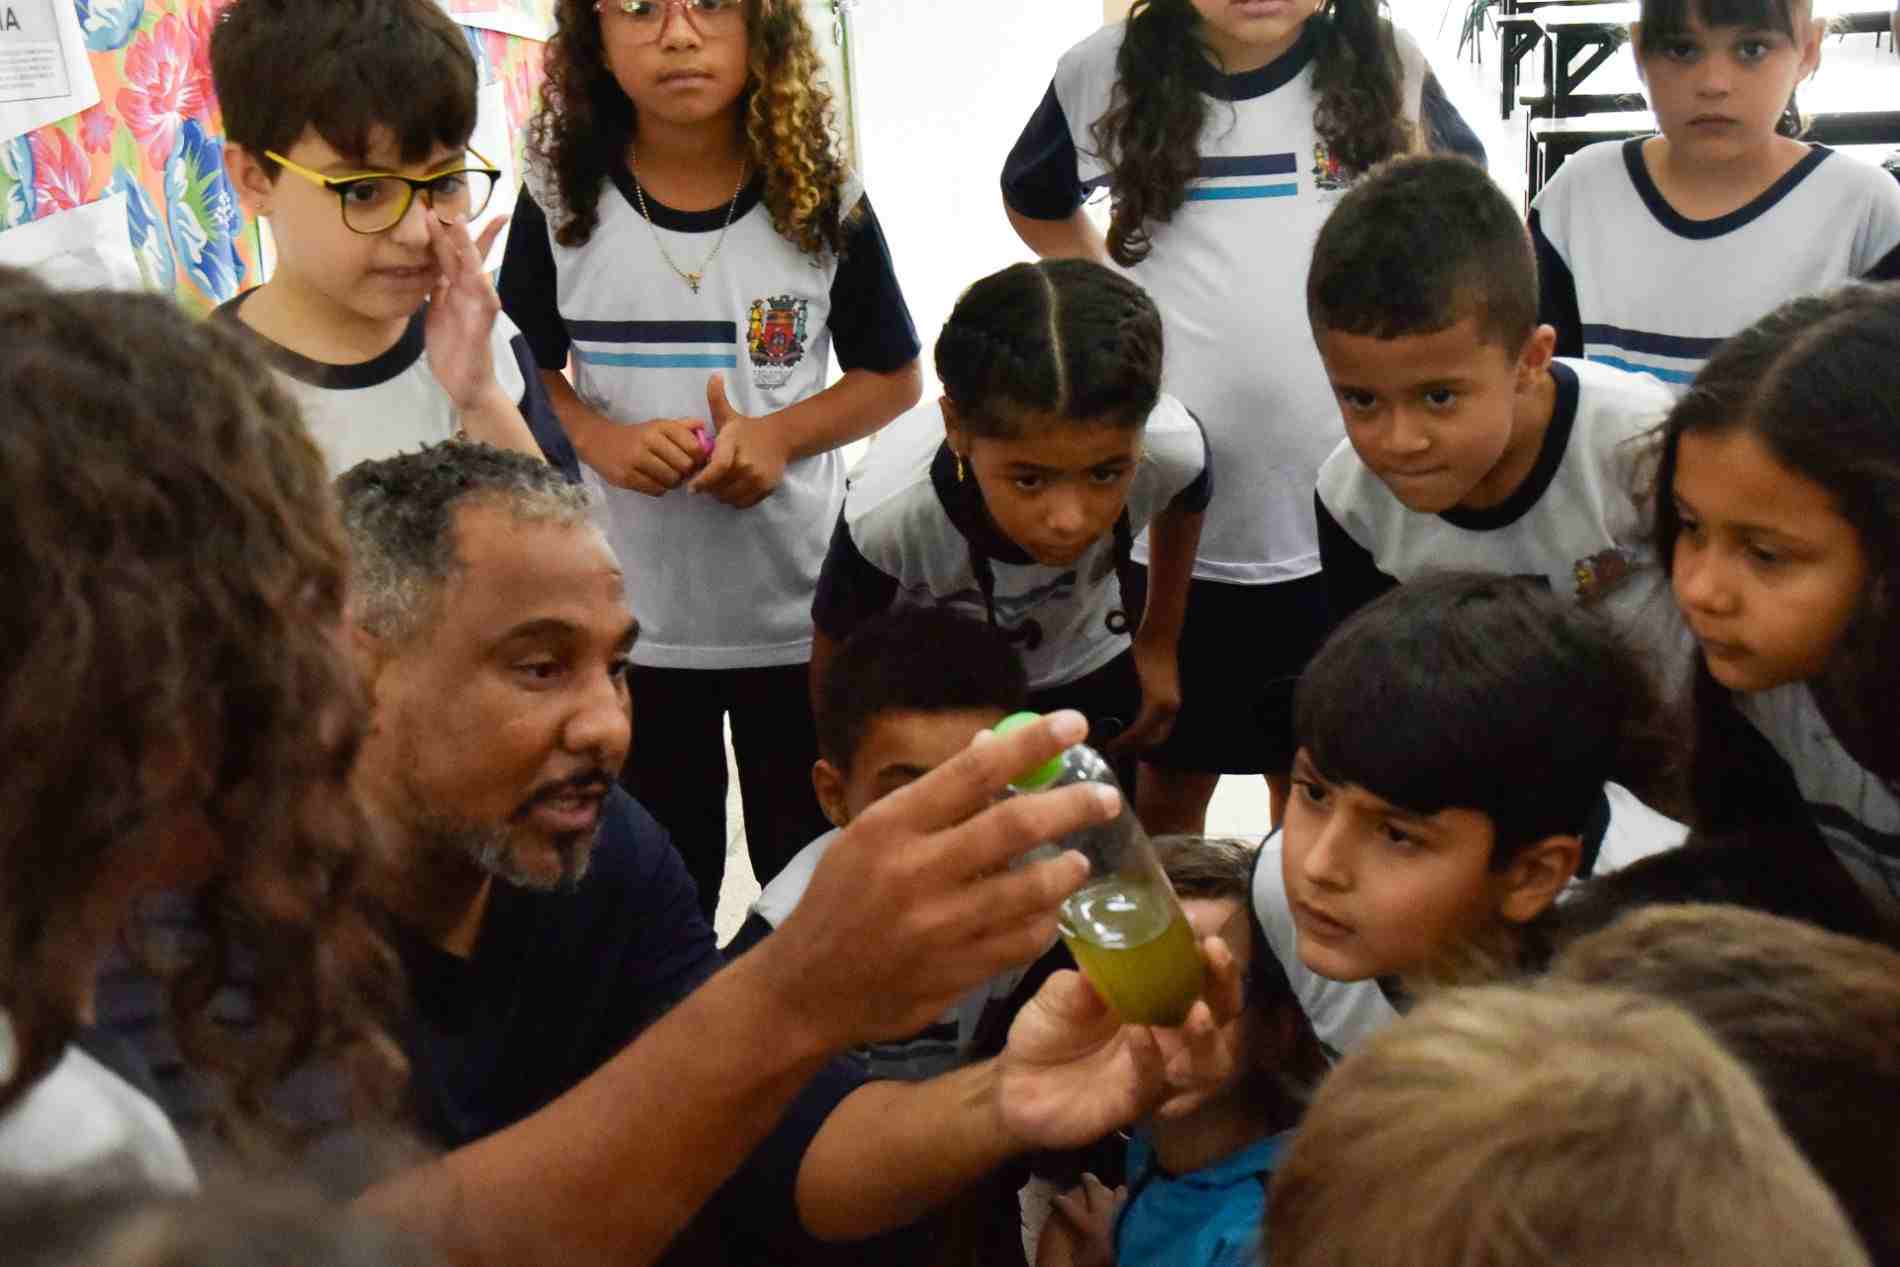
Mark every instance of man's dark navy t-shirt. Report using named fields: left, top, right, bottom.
left=388, top=788, right=869, bottom=1263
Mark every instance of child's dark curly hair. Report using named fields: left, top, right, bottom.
left=0, top=269, right=405, bottom=1149
left=1094, top=0, right=1412, bottom=266
left=530, top=0, right=852, bottom=256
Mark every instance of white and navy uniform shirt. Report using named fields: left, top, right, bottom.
left=212, top=293, right=579, bottom=482
left=498, top=170, right=919, bottom=670
left=1737, top=683, right=1900, bottom=922
left=1315, top=359, right=1686, bottom=673
left=1003, top=19, right=1470, bottom=587
left=812, top=395, right=1211, bottom=691
left=1248, top=783, right=1688, bottom=1056
left=1532, top=140, right=1900, bottom=388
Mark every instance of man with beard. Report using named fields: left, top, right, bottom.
left=337, top=443, right=682, bottom=1148
left=335, top=443, right=1243, bottom=1265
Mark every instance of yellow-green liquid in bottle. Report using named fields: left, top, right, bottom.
left=1060, top=878, right=1205, bottom=1027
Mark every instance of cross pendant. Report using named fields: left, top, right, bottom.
left=685, top=273, right=702, bottom=294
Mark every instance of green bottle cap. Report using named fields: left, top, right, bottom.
left=994, top=710, right=1065, bottom=791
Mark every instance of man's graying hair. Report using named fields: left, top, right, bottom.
left=336, top=442, right=596, bottom=641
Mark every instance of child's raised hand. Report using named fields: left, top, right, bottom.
left=581, top=417, right=711, bottom=496
left=688, top=373, right=792, bottom=508
left=424, top=214, right=510, bottom=413
left=1037, top=1174, right=1124, bottom=1267
left=1104, top=633, right=1182, bottom=756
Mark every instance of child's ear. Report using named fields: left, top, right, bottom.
left=226, top=146, right=279, bottom=216
left=1496, top=832, right=1583, bottom=925
left=811, top=759, right=851, bottom=830
left=1515, top=324, right=1558, bottom=392
left=1797, top=16, right=1824, bottom=79
left=939, top=396, right=970, bottom=459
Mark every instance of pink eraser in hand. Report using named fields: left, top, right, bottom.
left=692, top=425, right=713, bottom=457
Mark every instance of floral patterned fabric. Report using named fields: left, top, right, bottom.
left=2, top=1, right=547, bottom=314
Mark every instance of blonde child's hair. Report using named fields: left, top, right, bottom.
left=1268, top=982, right=1870, bottom=1267
left=1551, top=904, right=1900, bottom=1267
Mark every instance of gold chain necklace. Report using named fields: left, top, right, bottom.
left=629, top=148, right=747, bottom=295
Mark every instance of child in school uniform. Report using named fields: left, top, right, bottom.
left=209, top=0, right=574, bottom=479
left=1036, top=838, right=1328, bottom=1267
left=812, top=260, right=1208, bottom=769
left=1657, top=283, right=1900, bottom=926
left=729, top=608, right=1033, bottom=1081
left=498, top=0, right=923, bottom=916
left=1307, top=156, right=1679, bottom=656
left=1268, top=982, right=1873, bottom=1267
left=1531, top=0, right=1900, bottom=387
left=1002, top=0, right=1483, bottom=834
left=1250, top=575, right=1687, bottom=1057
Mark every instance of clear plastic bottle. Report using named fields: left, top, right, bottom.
left=997, top=713, right=1205, bottom=1026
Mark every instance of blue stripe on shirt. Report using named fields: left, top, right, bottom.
left=1185, top=183, right=1299, bottom=201
left=574, top=349, right=740, bottom=369
left=1585, top=353, right=1698, bottom=384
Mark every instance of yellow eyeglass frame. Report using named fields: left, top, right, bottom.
left=263, top=147, right=502, bottom=235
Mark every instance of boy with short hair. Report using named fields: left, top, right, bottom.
left=1552, top=905, right=1900, bottom=1267
left=209, top=0, right=575, bottom=478
left=1306, top=154, right=1675, bottom=639
left=1267, top=982, right=1872, bottom=1267
left=1250, top=575, right=1687, bottom=1056
left=727, top=606, right=1031, bottom=1078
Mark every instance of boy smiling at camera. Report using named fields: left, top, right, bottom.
left=208, top=0, right=575, bottom=477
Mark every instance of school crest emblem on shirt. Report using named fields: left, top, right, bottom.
left=1574, top=547, right=1636, bottom=605
left=1311, top=142, right=1348, bottom=193
left=748, top=294, right=809, bottom=390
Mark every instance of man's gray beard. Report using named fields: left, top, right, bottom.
left=415, top=811, right=597, bottom=893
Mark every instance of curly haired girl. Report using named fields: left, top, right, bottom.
left=0, top=267, right=404, bottom=1182
left=1002, top=0, right=1484, bottom=838
left=499, top=0, right=923, bottom=919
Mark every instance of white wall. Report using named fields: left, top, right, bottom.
left=849, top=0, right=1103, bottom=397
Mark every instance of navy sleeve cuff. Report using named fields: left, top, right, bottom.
left=1001, top=82, right=1088, bottom=220
left=828, top=193, right=921, bottom=375
left=1315, top=489, right=1398, bottom=630
left=497, top=186, right=572, bottom=371
left=508, top=333, right=582, bottom=483
left=1530, top=209, right=1584, bottom=359
left=813, top=513, right=903, bottom=641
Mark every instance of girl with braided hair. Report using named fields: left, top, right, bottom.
left=812, top=260, right=1209, bottom=784
left=498, top=0, right=923, bottom=919
left=1002, top=0, right=1483, bottom=835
